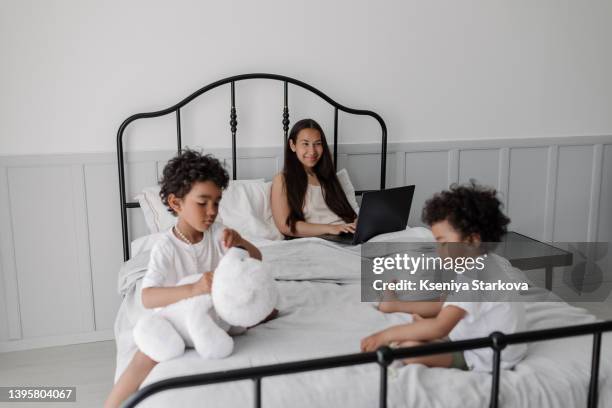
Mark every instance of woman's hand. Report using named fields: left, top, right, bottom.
left=191, top=272, right=214, bottom=296
left=327, top=222, right=356, bottom=235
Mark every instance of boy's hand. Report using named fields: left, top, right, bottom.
left=360, top=330, right=389, bottom=352
left=222, top=228, right=245, bottom=249
left=191, top=272, right=214, bottom=296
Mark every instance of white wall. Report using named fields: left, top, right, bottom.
left=1, top=0, right=611, bottom=156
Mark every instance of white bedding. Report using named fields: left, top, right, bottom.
left=113, top=228, right=612, bottom=407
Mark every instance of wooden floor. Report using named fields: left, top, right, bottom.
left=0, top=300, right=610, bottom=408
left=0, top=340, right=115, bottom=407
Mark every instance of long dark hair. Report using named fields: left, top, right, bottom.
left=283, top=119, right=357, bottom=233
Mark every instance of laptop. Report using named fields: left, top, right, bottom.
left=319, top=185, right=415, bottom=245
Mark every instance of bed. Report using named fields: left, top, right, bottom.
left=113, top=74, right=612, bottom=408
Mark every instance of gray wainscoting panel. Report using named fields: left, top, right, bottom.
left=393, top=152, right=406, bottom=188
left=336, top=154, right=349, bottom=178
left=154, top=153, right=178, bottom=182
left=598, top=145, right=612, bottom=243
left=7, top=166, right=91, bottom=338
left=404, top=151, right=450, bottom=227
left=458, top=149, right=500, bottom=190
left=346, top=153, right=396, bottom=191
left=1, top=135, right=611, bottom=351
left=84, top=164, right=123, bottom=331
left=507, top=147, right=549, bottom=241
left=553, top=145, right=593, bottom=241
left=232, top=157, right=278, bottom=181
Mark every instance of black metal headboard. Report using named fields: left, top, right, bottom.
left=117, top=73, right=388, bottom=261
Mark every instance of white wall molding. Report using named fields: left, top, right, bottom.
left=447, top=149, right=459, bottom=186
left=497, top=147, right=511, bottom=209
left=0, top=167, right=22, bottom=341
left=544, top=145, right=560, bottom=242
left=70, top=164, right=96, bottom=332
left=588, top=144, right=605, bottom=242
left=394, top=151, right=406, bottom=188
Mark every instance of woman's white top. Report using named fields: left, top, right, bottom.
left=303, top=184, right=344, bottom=225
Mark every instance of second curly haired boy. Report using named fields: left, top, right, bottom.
left=362, top=182, right=527, bottom=372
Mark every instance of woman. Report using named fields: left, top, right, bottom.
left=271, top=118, right=357, bottom=237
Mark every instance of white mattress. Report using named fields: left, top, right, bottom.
left=113, top=229, right=612, bottom=407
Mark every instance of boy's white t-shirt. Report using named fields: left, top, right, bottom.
left=443, top=254, right=527, bottom=372
left=142, top=222, right=227, bottom=289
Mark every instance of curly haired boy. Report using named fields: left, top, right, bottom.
left=362, top=182, right=526, bottom=372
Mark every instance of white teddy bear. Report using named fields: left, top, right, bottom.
left=134, top=247, right=278, bottom=362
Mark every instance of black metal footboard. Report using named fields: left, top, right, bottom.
left=122, top=320, right=612, bottom=408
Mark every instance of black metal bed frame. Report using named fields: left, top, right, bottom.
left=123, top=320, right=612, bottom=408
left=117, top=74, right=610, bottom=408
left=117, top=73, right=388, bottom=261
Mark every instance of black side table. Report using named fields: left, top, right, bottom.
left=495, top=231, right=573, bottom=291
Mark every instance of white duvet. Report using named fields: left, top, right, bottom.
left=113, top=228, right=612, bottom=408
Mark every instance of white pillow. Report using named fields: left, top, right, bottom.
left=135, top=187, right=177, bottom=233
left=336, top=168, right=359, bottom=212
left=134, top=179, right=269, bottom=235
left=218, top=181, right=283, bottom=241
left=134, top=170, right=359, bottom=238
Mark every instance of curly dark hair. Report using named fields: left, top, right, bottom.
left=159, top=149, right=229, bottom=215
left=421, top=181, right=510, bottom=242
